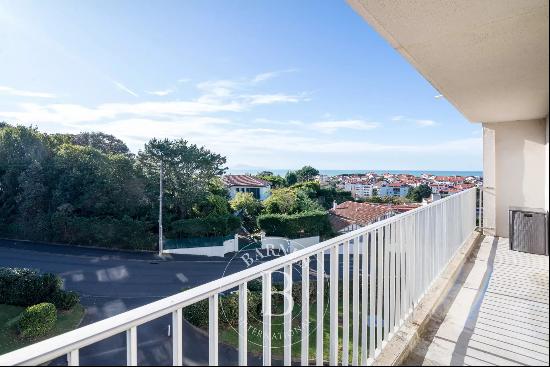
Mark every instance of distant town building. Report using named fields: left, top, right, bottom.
left=222, top=175, right=271, bottom=200
left=376, top=182, right=411, bottom=197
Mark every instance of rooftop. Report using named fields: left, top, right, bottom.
left=329, top=201, right=393, bottom=227
left=222, top=175, right=270, bottom=187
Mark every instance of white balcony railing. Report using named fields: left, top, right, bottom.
left=0, top=188, right=477, bottom=366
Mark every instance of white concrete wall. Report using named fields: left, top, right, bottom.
left=164, top=237, right=238, bottom=257
left=482, top=118, right=548, bottom=237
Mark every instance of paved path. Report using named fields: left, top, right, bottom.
left=0, top=239, right=284, bottom=365
left=403, top=236, right=549, bottom=366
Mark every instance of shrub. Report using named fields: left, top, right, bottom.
left=257, top=211, right=332, bottom=238
left=168, top=214, right=241, bottom=238
left=247, top=279, right=263, bottom=293
left=183, top=299, right=209, bottom=328
left=50, top=213, right=156, bottom=250
left=18, top=302, right=57, bottom=340
left=0, top=268, right=60, bottom=307
left=49, top=290, right=80, bottom=310
left=0, top=267, right=80, bottom=309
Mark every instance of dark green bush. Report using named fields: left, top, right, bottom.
left=0, top=267, right=80, bottom=309
left=168, top=214, right=241, bottom=238
left=50, top=213, right=155, bottom=250
left=18, top=302, right=57, bottom=340
left=0, top=268, right=60, bottom=307
left=49, top=290, right=80, bottom=310
left=247, top=279, right=262, bottom=292
left=183, top=299, right=209, bottom=328
left=257, top=211, right=332, bottom=238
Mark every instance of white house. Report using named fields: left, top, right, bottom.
left=376, top=182, right=410, bottom=197
left=222, top=175, right=271, bottom=201
left=344, top=182, right=374, bottom=198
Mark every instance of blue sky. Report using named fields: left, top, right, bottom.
left=0, top=0, right=482, bottom=171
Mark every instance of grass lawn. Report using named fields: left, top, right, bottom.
left=214, top=282, right=371, bottom=363
left=0, top=303, right=85, bottom=355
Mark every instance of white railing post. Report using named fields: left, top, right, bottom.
left=361, top=234, right=369, bottom=365
left=342, top=240, right=350, bottom=366
left=238, top=283, right=248, bottom=366
left=352, top=238, right=360, bottom=365
left=67, top=350, right=79, bottom=366
left=262, top=273, right=272, bottom=366
left=301, top=258, right=310, bottom=366
left=329, top=245, right=339, bottom=365
left=283, top=265, right=293, bottom=366
left=367, top=231, right=376, bottom=363
left=209, top=294, right=219, bottom=366
left=316, top=252, right=324, bottom=366
left=172, top=309, right=183, bottom=366
left=126, top=327, right=137, bottom=366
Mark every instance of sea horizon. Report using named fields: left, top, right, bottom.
left=227, top=168, right=483, bottom=178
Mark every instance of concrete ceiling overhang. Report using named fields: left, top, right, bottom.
left=348, top=0, right=549, bottom=123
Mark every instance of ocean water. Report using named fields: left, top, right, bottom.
left=228, top=168, right=483, bottom=178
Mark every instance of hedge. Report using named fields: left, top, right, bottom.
left=0, top=267, right=80, bottom=309
left=257, top=211, right=332, bottom=238
left=18, top=302, right=57, bottom=340
left=168, top=214, right=241, bottom=238
left=50, top=213, right=156, bottom=250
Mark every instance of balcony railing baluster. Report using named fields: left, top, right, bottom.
left=301, top=259, right=310, bottom=366
left=315, top=251, right=324, bottom=366
left=352, top=237, right=360, bottom=366
left=342, top=239, right=350, bottom=366
left=238, top=283, right=247, bottom=366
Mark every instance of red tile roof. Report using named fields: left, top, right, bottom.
left=329, top=201, right=393, bottom=227
left=390, top=203, right=422, bottom=213
left=222, top=175, right=270, bottom=187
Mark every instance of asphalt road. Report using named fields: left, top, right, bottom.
left=0, top=239, right=306, bottom=365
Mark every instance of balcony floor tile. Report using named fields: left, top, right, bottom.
left=403, top=236, right=549, bottom=366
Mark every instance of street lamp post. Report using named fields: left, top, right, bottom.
left=158, top=160, right=164, bottom=256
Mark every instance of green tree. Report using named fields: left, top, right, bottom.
left=284, top=171, right=298, bottom=186
left=0, top=126, right=50, bottom=232
left=137, top=138, right=227, bottom=219
left=257, top=174, right=286, bottom=188
left=262, top=187, right=323, bottom=215
left=263, top=188, right=298, bottom=214
left=256, top=171, right=273, bottom=177
left=230, top=192, right=262, bottom=231
left=295, top=166, right=319, bottom=182
left=70, top=132, right=130, bottom=155
left=407, top=184, right=432, bottom=202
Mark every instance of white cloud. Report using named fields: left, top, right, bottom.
left=392, top=115, right=438, bottom=127
left=252, top=68, right=298, bottom=83
left=0, top=85, right=56, bottom=98
left=246, top=93, right=308, bottom=105
left=312, top=119, right=380, bottom=133
left=146, top=89, right=174, bottom=97
left=113, top=81, right=139, bottom=97
left=415, top=119, right=437, bottom=127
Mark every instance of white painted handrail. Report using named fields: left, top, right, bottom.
left=0, top=188, right=478, bottom=366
